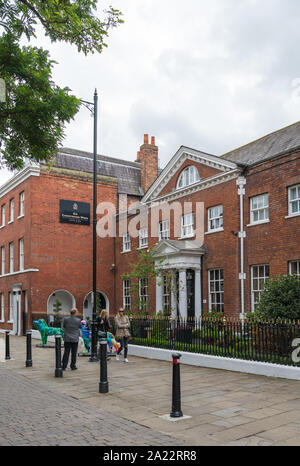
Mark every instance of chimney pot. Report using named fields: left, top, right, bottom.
left=144, top=134, right=149, bottom=144
left=151, top=136, right=155, bottom=145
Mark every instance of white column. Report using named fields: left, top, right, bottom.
left=156, top=275, right=163, bottom=314
left=171, top=272, right=177, bottom=319
left=194, top=269, right=202, bottom=320
left=178, top=269, right=187, bottom=319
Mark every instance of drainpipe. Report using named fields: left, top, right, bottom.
left=237, top=176, right=246, bottom=323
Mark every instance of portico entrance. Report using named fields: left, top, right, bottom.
left=152, top=240, right=204, bottom=320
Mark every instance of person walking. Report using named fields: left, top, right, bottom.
left=62, top=308, right=82, bottom=370
left=114, top=308, right=131, bottom=363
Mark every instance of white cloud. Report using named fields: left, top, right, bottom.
left=1, top=0, right=300, bottom=186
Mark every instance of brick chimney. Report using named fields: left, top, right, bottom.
left=138, top=134, right=158, bottom=194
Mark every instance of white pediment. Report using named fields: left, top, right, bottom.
left=143, top=146, right=238, bottom=203
left=152, top=240, right=204, bottom=270
left=152, top=241, right=180, bottom=257
left=152, top=239, right=204, bottom=258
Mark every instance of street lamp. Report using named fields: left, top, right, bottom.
left=81, top=89, right=99, bottom=362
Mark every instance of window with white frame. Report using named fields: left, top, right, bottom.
left=19, top=238, right=24, bottom=271
left=181, top=213, right=194, bottom=238
left=251, top=264, right=269, bottom=311
left=0, top=293, right=4, bottom=322
left=122, top=279, right=131, bottom=310
left=9, top=242, right=14, bottom=273
left=289, top=261, right=300, bottom=277
left=139, top=278, right=148, bottom=310
left=1, top=246, right=4, bottom=275
left=158, top=220, right=170, bottom=241
left=139, top=227, right=148, bottom=248
left=250, top=194, right=269, bottom=224
left=208, top=269, right=224, bottom=312
left=1, top=204, right=5, bottom=227
left=122, top=233, right=131, bottom=252
left=288, top=185, right=300, bottom=216
left=9, top=198, right=14, bottom=222
left=19, top=191, right=25, bottom=217
left=177, top=166, right=200, bottom=189
left=208, top=205, right=223, bottom=231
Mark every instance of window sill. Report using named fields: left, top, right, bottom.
left=7, top=220, right=14, bottom=225
left=0, top=225, right=4, bottom=230
left=285, top=213, right=300, bottom=219
left=121, top=249, right=131, bottom=254
left=17, top=215, right=24, bottom=220
left=178, top=235, right=195, bottom=240
left=0, top=268, right=39, bottom=278
left=247, top=220, right=270, bottom=227
left=7, top=320, right=13, bottom=324
left=137, top=246, right=148, bottom=250
left=205, top=228, right=224, bottom=235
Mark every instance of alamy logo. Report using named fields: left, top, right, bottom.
left=95, top=196, right=205, bottom=243
left=292, top=338, right=300, bottom=363
left=0, top=79, right=5, bottom=103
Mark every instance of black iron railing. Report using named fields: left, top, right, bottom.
left=125, top=316, right=300, bottom=367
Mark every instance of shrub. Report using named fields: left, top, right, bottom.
left=256, top=274, right=300, bottom=320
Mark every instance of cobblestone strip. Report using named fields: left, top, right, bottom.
left=0, top=366, right=185, bottom=446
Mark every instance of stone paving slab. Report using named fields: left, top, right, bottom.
left=2, top=334, right=300, bottom=446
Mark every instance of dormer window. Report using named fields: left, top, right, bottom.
left=176, top=166, right=200, bottom=189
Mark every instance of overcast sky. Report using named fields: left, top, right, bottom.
left=1, top=0, right=300, bottom=186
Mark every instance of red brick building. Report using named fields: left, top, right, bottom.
left=0, top=123, right=299, bottom=334
left=0, top=140, right=158, bottom=334
left=115, top=122, right=300, bottom=319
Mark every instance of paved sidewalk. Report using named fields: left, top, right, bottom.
left=2, top=334, right=300, bottom=446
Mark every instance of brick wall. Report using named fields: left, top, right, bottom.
left=243, top=151, right=300, bottom=312
left=29, top=168, right=119, bottom=319
left=114, top=151, right=300, bottom=318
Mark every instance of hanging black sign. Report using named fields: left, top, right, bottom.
left=59, top=200, right=90, bottom=225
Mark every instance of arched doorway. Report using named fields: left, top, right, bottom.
left=83, top=291, right=109, bottom=321
left=47, top=290, right=76, bottom=323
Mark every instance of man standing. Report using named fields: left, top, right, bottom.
left=62, top=308, right=82, bottom=370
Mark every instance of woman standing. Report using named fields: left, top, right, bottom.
left=97, top=309, right=110, bottom=334
left=97, top=309, right=111, bottom=360
left=114, top=308, right=131, bottom=363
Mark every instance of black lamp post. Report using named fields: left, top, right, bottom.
left=81, top=89, right=99, bottom=362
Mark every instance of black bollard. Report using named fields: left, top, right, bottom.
left=99, top=331, right=109, bottom=393
left=54, top=334, right=63, bottom=378
left=25, top=330, right=32, bottom=367
left=170, top=353, right=183, bottom=418
left=5, top=331, right=10, bottom=360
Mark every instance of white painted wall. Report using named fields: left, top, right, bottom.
left=128, top=345, right=300, bottom=381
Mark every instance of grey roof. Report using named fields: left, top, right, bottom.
left=166, top=239, right=204, bottom=252
left=45, top=147, right=142, bottom=197
left=221, top=121, right=300, bottom=166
